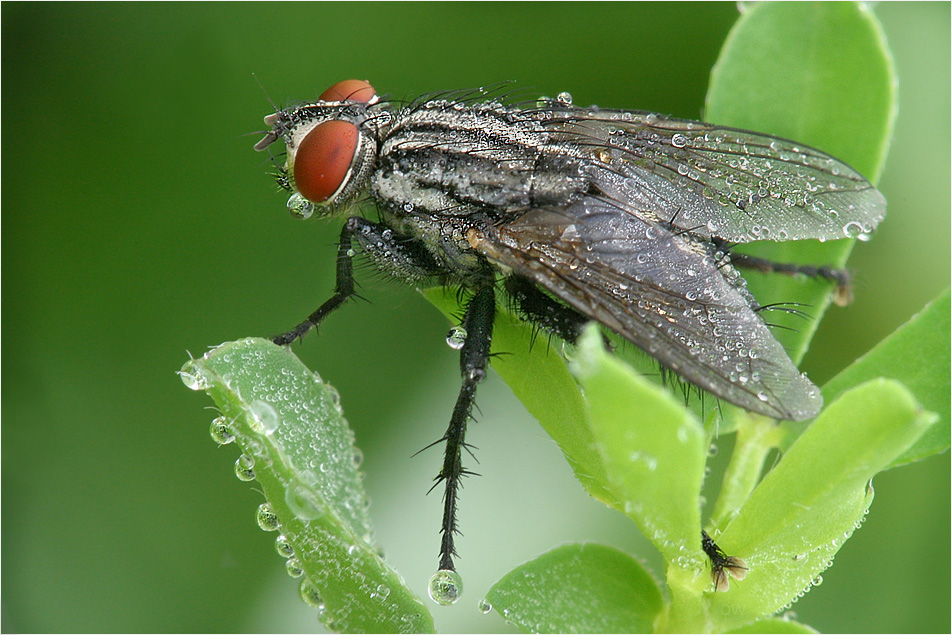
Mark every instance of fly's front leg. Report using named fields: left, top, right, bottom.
left=274, top=216, right=436, bottom=345
left=436, top=283, right=495, bottom=573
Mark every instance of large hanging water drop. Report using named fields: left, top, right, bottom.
left=428, top=569, right=463, bottom=605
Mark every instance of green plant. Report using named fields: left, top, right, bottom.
left=181, top=4, right=947, bottom=632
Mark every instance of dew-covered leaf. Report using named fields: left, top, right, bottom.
left=816, top=289, right=951, bottom=466
left=706, top=2, right=897, bottom=365
left=570, top=325, right=706, bottom=567
left=181, top=339, right=433, bottom=634
left=486, top=543, right=663, bottom=634
left=707, top=378, right=935, bottom=631
left=728, top=617, right=818, bottom=634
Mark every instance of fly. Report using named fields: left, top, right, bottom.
left=253, top=80, right=885, bottom=597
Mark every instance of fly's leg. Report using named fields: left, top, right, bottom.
left=506, top=275, right=615, bottom=351
left=505, top=275, right=589, bottom=344
left=436, top=283, right=495, bottom=572
left=273, top=216, right=437, bottom=345
left=729, top=252, right=853, bottom=306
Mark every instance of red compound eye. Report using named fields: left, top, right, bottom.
left=293, top=120, right=360, bottom=203
left=319, top=79, right=377, bottom=103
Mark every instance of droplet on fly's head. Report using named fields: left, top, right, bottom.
left=446, top=326, right=468, bottom=350
left=287, top=193, right=315, bottom=220
left=428, top=569, right=463, bottom=605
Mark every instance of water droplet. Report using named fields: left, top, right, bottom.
left=247, top=400, right=280, bottom=435
left=256, top=503, right=279, bottom=531
left=352, top=447, right=364, bottom=468
left=671, top=133, right=687, bottom=148
left=446, top=326, right=467, bottom=350
left=286, top=558, right=304, bottom=578
left=209, top=417, right=235, bottom=445
left=275, top=534, right=294, bottom=558
left=373, top=584, right=391, bottom=601
left=842, top=221, right=864, bottom=238
left=235, top=455, right=256, bottom=481
left=299, top=578, right=325, bottom=609
left=285, top=484, right=324, bottom=520
left=707, top=443, right=718, bottom=457
left=478, top=599, right=493, bottom=614
left=287, top=193, right=314, bottom=220
left=180, top=366, right=208, bottom=391
left=428, top=569, right=463, bottom=605
left=556, top=91, right=573, bottom=106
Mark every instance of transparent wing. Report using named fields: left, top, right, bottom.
left=546, top=111, right=885, bottom=243
left=471, top=196, right=822, bottom=420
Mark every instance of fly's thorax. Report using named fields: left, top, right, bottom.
left=370, top=100, right=589, bottom=219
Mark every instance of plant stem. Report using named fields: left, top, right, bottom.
left=710, top=413, right=783, bottom=530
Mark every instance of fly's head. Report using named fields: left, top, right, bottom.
left=255, top=80, right=384, bottom=220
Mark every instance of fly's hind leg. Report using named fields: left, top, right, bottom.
left=505, top=275, right=615, bottom=350
left=729, top=252, right=854, bottom=306
left=505, top=275, right=589, bottom=344
left=273, top=216, right=439, bottom=345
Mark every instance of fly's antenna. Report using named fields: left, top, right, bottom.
left=252, top=72, right=280, bottom=112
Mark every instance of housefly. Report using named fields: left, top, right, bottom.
left=253, top=79, right=885, bottom=596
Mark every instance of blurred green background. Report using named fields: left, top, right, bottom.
left=3, top=3, right=948, bottom=633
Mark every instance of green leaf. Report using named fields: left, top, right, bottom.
left=486, top=543, right=664, bottom=634
left=570, top=325, right=706, bottom=567
left=708, top=378, right=936, bottom=631
left=180, top=339, right=434, bottom=634
left=422, top=288, right=619, bottom=508
left=819, top=289, right=951, bottom=466
left=728, top=617, right=818, bottom=634
left=706, top=2, right=897, bottom=364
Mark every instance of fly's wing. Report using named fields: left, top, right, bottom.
left=470, top=196, right=822, bottom=421
left=547, top=112, right=885, bottom=243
